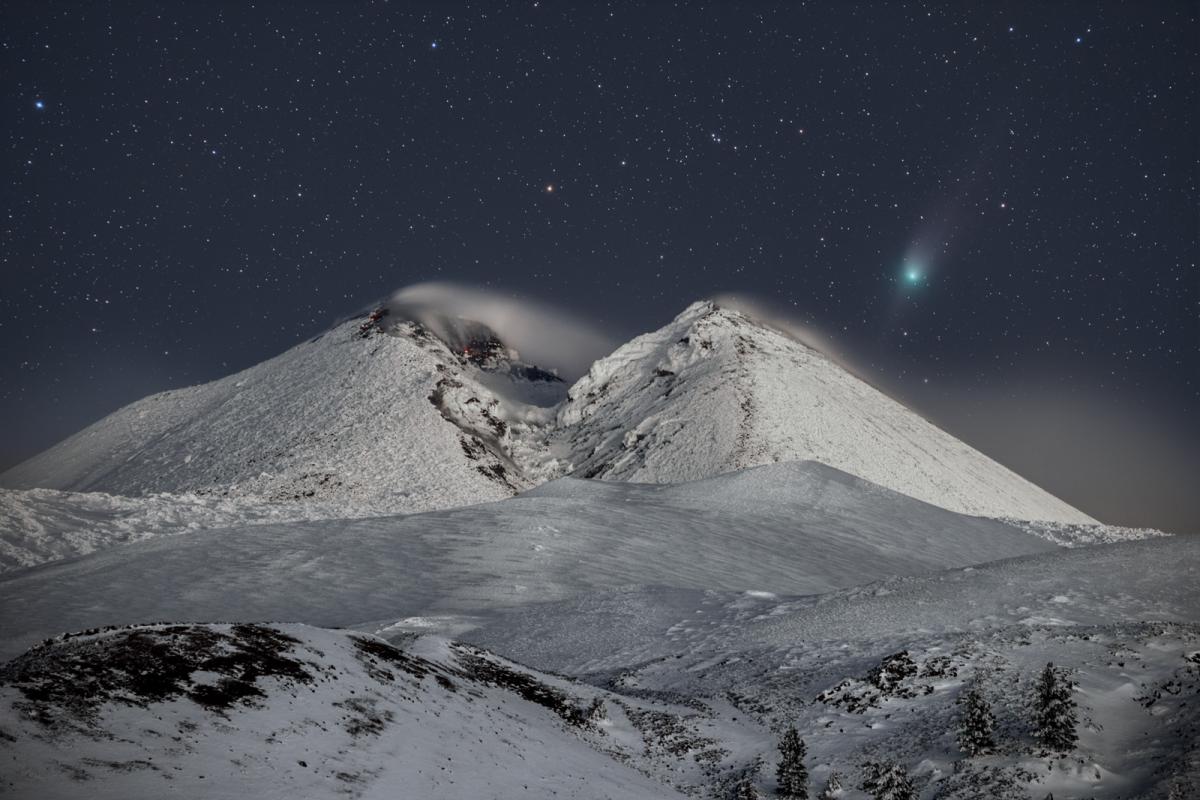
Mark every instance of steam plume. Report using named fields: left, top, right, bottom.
left=381, top=282, right=616, bottom=380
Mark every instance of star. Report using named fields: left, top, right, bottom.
left=34, top=99, right=45, bottom=110
left=544, top=183, right=555, bottom=193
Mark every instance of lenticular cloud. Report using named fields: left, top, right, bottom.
left=384, top=282, right=616, bottom=380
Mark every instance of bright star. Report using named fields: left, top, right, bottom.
left=431, top=41, right=439, bottom=49
left=34, top=100, right=45, bottom=110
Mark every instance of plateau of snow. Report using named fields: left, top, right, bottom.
left=0, top=461, right=1068, bottom=660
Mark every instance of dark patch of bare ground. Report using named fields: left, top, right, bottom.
left=0, top=623, right=315, bottom=727
left=333, top=697, right=394, bottom=737
left=350, top=635, right=462, bottom=694
left=451, top=643, right=598, bottom=728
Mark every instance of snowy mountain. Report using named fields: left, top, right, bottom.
left=552, top=301, right=1094, bottom=523
left=0, top=310, right=566, bottom=515
left=0, top=299, right=1095, bottom=525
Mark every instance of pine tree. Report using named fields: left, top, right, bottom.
left=585, top=697, right=607, bottom=723
left=818, top=770, right=844, bottom=799
left=776, top=725, right=809, bottom=799
left=1033, top=662, right=1078, bottom=752
left=861, top=761, right=916, bottom=800
left=734, top=775, right=760, bottom=800
left=956, top=683, right=996, bottom=756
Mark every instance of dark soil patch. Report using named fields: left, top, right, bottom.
left=454, top=648, right=589, bottom=728
left=0, top=623, right=315, bottom=725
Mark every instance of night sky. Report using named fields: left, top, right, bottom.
left=3, top=2, right=1197, bottom=532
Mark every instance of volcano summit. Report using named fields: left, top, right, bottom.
left=2, top=300, right=1093, bottom=524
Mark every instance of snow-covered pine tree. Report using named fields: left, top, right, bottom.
left=776, top=725, right=809, bottom=799
left=1033, top=661, right=1078, bottom=752
left=734, top=775, right=760, bottom=800
left=860, top=760, right=916, bottom=800
left=585, top=697, right=607, bottom=723
left=956, top=683, right=996, bottom=756
left=818, top=770, right=844, bottom=799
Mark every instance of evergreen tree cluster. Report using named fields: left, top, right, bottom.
left=953, top=663, right=1078, bottom=758
left=739, top=662, right=1079, bottom=800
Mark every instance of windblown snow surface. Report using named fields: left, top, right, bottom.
left=0, top=462, right=1062, bottom=658
left=0, top=487, right=391, bottom=573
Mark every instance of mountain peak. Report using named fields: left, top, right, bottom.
left=357, top=305, right=564, bottom=387
left=1, top=297, right=1094, bottom=524
left=550, top=301, right=1094, bottom=523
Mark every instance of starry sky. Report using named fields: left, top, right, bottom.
left=3, top=2, right=1197, bottom=532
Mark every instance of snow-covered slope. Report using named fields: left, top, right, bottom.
left=542, top=537, right=1200, bottom=800
left=0, top=462, right=1063, bottom=660
left=0, top=488, right=294, bottom=572
left=469, top=534, right=1198, bottom=676
left=0, top=487, right=410, bottom=573
left=0, top=313, right=566, bottom=514
left=464, top=536, right=1200, bottom=799
left=553, top=301, right=1094, bottom=523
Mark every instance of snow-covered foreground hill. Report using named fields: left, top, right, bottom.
left=0, top=462, right=1067, bottom=659
left=0, top=300, right=1096, bottom=524
left=0, top=624, right=685, bottom=800
left=2, top=537, right=1196, bottom=799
